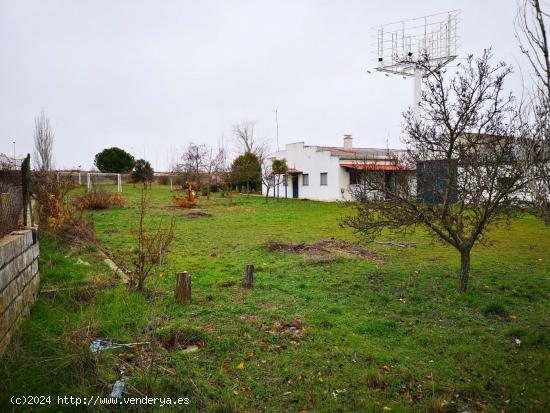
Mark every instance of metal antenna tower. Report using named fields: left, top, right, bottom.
left=373, top=10, right=461, bottom=116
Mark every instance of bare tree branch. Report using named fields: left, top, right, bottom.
left=343, top=51, right=527, bottom=291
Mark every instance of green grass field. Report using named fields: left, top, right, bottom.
left=1, top=184, right=549, bottom=412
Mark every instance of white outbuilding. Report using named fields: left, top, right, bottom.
left=264, top=135, right=415, bottom=202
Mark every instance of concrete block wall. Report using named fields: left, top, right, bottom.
left=0, top=229, right=40, bottom=357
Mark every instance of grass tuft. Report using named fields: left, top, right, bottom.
left=482, top=300, right=509, bottom=317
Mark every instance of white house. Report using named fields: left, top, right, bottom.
left=263, top=135, right=415, bottom=201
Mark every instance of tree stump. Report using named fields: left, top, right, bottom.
left=175, top=272, right=192, bottom=304
left=243, top=264, right=254, bottom=288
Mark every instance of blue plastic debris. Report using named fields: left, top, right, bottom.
left=111, top=380, right=125, bottom=398
left=90, top=339, right=149, bottom=353
left=90, top=340, right=116, bottom=352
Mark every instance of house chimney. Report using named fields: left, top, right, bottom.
left=343, top=135, right=353, bottom=150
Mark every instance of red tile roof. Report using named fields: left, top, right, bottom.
left=319, top=146, right=406, bottom=159
left=286, top=168, right=302, bottom=174
left=340, top=163, right=415, bottom=171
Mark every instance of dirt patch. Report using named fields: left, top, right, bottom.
left=266, top=239, right=382, bottom=262
left=184, top=210, right=212, bottom=218
left=374, top=240, right=416, bottom=248
left=158, top=328, right=206, bottom=352
left=259, top=318, right=304, bottom=337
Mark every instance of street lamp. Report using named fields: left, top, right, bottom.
left=12, top=141, right=16, bottom=168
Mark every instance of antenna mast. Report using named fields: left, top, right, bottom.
left=373, top=10, right=460, bottom=117
left=274, top=109, right=280, bottom=151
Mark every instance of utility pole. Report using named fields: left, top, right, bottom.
left=413, top=67, right=423, bottom=119
left=13, top=141, right=16, bottom=166
left=274, top=109, right=280, bottom=151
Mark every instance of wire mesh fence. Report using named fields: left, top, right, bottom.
left=0, top=170, right=24, bottom=238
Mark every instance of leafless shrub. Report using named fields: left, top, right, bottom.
left=32, top=172, right=95, bottom=244
left=76, top=188, right=125, bottom=210
left=32, top=172, right=76, bottom=228
left=56, top=210, right=95, bottom=245
left=128, top=187, right=175, bottom=291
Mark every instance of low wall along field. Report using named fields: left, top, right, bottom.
left=0, top=229, right=40, bottom=356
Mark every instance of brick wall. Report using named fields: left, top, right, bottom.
left=0, top=229, right=40, bottom=357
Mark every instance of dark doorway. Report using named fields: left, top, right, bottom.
left=292, top=175, right=299, bottom=198
left=384, top=171, right=395, bottom=200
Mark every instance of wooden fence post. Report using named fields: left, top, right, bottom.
left=243, top=264, right=254, bottom=288
left=175, top=272, right=192, bottom=304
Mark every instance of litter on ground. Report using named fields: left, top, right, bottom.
left=111, top=380, right=125, bottom=398
left=90, top=339, right=149, bottom=353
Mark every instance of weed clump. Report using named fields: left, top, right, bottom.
left=76, top=189, right=125, bottom=210
left=482, top=301, right=509, bottom=318
left=355, top=319, right=397, bottom=337
left=56, top=212, right=95, bottom=244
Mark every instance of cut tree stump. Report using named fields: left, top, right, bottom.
left=243, top=264, right=254, bottom=288
left=175, top=272, right=192, bottom=304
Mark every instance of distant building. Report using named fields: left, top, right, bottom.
left=263, top=135, right=415, bottom=201
left=0, top=153, right=21, bottom=170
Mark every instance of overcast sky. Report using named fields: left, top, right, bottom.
left=0, top=0, right=533, bottom=170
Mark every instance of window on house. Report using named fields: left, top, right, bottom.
left=283, top=174, right=288, bottom=186
left=302, top=174, right=309, bottom=186
left=320, top=172, right=328, bottom=186
left=349, top=169, right=364, bottom=185
left=497, top=176, right=514, bottom=190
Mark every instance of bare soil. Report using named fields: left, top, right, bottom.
left=158, top=330, right=205, bottom=352
left=184, top=211, right=212, bottom=218
left=265, top=239, right=382, bottom=262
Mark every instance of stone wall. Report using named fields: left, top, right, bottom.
left=0, top=229, right=39, bottom=357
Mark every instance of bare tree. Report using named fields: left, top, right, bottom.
left=204, top=145, right=226, bottom=200
left=260, top=158, right=288, bottom=202
left=33, top=109, right=55, bottom=171
left=180, top=142, right=208, bottom=192
left=516, top=0, right=550, bottom=224
left=260, top=160, right=275, bottom=203
left=272, top=158, right=288, bottom=199
left=343, top=51, right=528, bottom=292
left=232, top=121, right=269, bottom=162
left=517, top=0, right=550, bottom=95
left=215, top=145, right=235, bottom=204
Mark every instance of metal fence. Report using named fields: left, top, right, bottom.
left=0, top=171, right=23, bottom=237
left=0, top=155, right=30, bottom=238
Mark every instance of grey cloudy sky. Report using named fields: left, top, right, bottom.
left=0, top=0, right=532, bottom=170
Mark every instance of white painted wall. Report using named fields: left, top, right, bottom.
left=263, top=142, right=350, bottom=201
left=263, top=141, right=417, bottom=202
